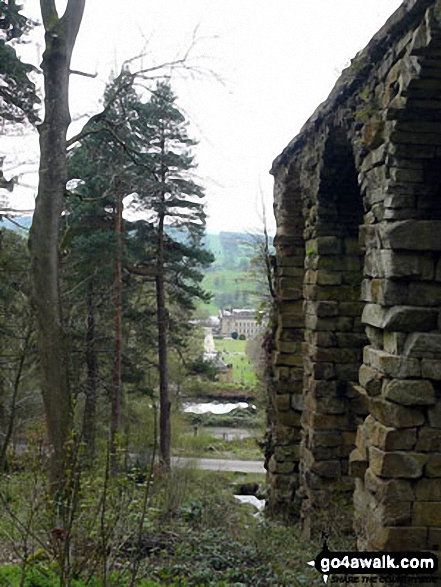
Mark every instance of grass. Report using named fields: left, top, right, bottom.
left=214, top=337, right=258, bottom=387
left=172, top=426, right=263, bottom=460
left=201, top=269, right=262, bottom=315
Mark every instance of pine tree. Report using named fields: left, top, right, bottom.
left=129, top=81, right=213, bottom=467
left=0, top=0, right=39, bottom=126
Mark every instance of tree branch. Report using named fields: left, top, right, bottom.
left=40, top=0, right=59, bottom=29
left=124, top=263, right=156, bottom=279
left=62, top=0, right=86, bottom=51
left=70, top=69, right=97, bottom=78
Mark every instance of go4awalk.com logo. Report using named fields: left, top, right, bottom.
left=306, top=537, right=438, bottom=585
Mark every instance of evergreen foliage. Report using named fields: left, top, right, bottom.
left=0, top=0, right=39, bottom=126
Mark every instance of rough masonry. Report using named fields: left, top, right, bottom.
left=267, top=0, right=441, bottom=556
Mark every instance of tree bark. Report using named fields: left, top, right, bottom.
left=83, top=280, right=97, bottom=462
left=29, top=0, right=86, bottom=492
left=110, top=178, right=123, bottom=467
left=156, top=139, right=170, bottom=467
left=0, top=326, right=32, bottom=472
left=156, top=209, right=170, bottom=468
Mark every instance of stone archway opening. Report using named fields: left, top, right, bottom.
left=300, top=127, right=368, bottom=538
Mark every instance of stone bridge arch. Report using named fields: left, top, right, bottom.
left=268, top=0, right=441, bottom=558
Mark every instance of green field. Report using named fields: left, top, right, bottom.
left=199, top=232, right=269, bottom=315
left=214, top=337, right=257, bottom=386
left=202, top=269, right=260, bottom=314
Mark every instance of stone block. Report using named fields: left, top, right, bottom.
left=404, top=333, right=441, bottom=358
left=379, top=220, right=441, bottom=251
left=383, top=194, right=416, bottom=209
left=316, top=255, right=362, bottom=272
left=383, top=332, right=407, bottom=354
left=413, top=502, right=441, bottom=526
left=311, top=460, right=341, bottom=479
left=306, top=237, right=342, bottom=255
left=369, top=527, right=428, bottom=551
left=274, top=445, right=300, bottom=462
left=311, top=446, right=341, bottom=461
left=273, top=425, right=302, bottom=445
left=436, top=259, right=441, bottom=283
left=277, top=409, right=302, bottom=427
left=387, top=307, right=438, bottom=331
left=304, top=269, right=342, bottom=285
left=268, top=455, right=295, bottom=474
left=274, top=394, right=291, bottom=412
left=425, top=453, right=441, bottom=477
left=369, top=446, right=426, bottom=479
left=364, top=346, right=421, bottom=378
left=307, top=360, right=336, bottom=380
left=428, top=529, right=441, bottom=551
left=366, top=416, right=417, bottom=450
left=361, top=304, right=386, bottom=328
left=274, top=351, right=303, bottom=368
left=378, top=501, right=412, bottom=527
left=359, top=364, right=384, bottom=396
left=364, top=468, right=414, bottom=502
left=303, top=284, right=360, bottom=302
left=415, top=478, right=441, bottom=501
left=308, top=379, right=338, bottom=397
left=366, top=325, right=384, bottom=349
left=306, top=315, right=355, bottom=332
left=361, top=278, right=408, bottom=305
left=308, top=346, right=362, bottom=364
left=278, top=266, right=305, bottom=278
left=349, top=448, right=368, bottom=478
left=304, top=394, right=346, bottom=415
left=290, top=393, right=304, bottom=411
left=364, top=250, right=425, bottom=279
left=309, top=431, right=341, bottom=448
left=408, top=283, right=441, bottom=306
left=335, top=332, right=368, bottom=348
left=335, top=363, right=361, bottom=381
left=389, top=166, right=424, bottom=183
left=422, top=359, right=441, bottom=380
left=340, top=301, right=364, bottom=317
left=304, top=300, right=339, bottom=317
left=279, top=300, right=304, bottom=317
left=416, top=429, right=441, bottom=452
left=428, top=403, right=441, bottom=428
left=369, top=395, right=425, bottom=428
left=276, top=340, right=303, bottom=354
left=383, top=378, right=435, bottom=406
left=389, top=142, right=436, bottom=159
left=305, top=330, right=336, bottom=347
left=362, top=304, right=438, bottom=332
left=306, top=411, right=354, bottom=431
left=278, top=314, right=305, bottom=329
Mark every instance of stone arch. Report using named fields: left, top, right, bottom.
left=270, top=0, right=441, bottom=559
left=266, top=158, right=306, bottom=516
left=352, top=7, right=441, bottom=552
left=300, top=126, right=368, bottom=538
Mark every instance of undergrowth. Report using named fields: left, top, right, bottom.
left=0, top=460, right=349, bottom=586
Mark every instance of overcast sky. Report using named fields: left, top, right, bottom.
left=4, top=0, right=403, bottom=233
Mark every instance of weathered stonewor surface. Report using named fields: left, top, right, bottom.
left=267, top=0, right=441, bottom=555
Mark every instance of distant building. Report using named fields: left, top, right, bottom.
left=219, top=308, right=262, bottom=339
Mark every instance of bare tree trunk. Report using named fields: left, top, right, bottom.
left=29, top=0, right=86, bottom=493
left=110, top=179, right=123, bottom=467
left=83, top=280, right=97, bottom=461
left=0, top=326, right=32, bottom=472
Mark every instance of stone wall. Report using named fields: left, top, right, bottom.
left=268, top=0, right=441, bottom=556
